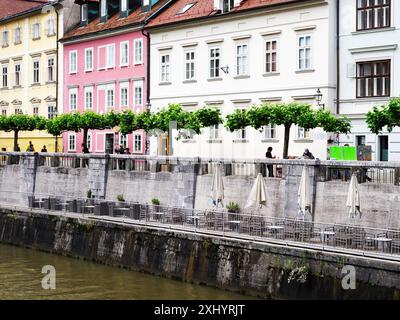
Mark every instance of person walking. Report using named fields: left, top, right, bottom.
left=265, top=146, right=276, bottom=177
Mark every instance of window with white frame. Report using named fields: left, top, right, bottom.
left=209, top=47, right=220, bottom=78
left=121, top=0, right=127, bottom=12
left=297, top=127, right=311, bottom=139
left=33, top=60, right=40, bottom=84
left=69, top=88, right=77, bottom=111
left=236, top=127, right=246, bottom=139
left=47, top=17, right=55, bottom=36
left=81, top=4, right=88, bottom=23
left=134, top=81, right=143, bottom=106
left=106, top=88, right=114, bottom=108
left=68, top=133, right=76, bottom=151
left=85, top=48, right=93, bottom=71
left=160, top=54, right=170, bottom=82
left=101, top=0, right=107, bottom=17
left=32, top=106, right=38, bottom=116
left=184, top=50, right=195, bottom=80
left=221, top=0, right=234, bottom=13
left=106, top=44, right=115, bottom=68
left=298, top=35, right=312, bottom=70
left=120, top=41, right=129, bottom=66
left=69, top=51, right=77, bottom=73
left=134, top=39, right=143, bottom=64
left=263, top=124, right=277, bottom=139
left=120, top=82, right=128, bottom=107
left=134, top=133, right=142, bottom=152
left=14, top=64, right=21, bottom=86
left=2, top=65, right=8, bottom=88
left=48, top=105, right=56, bottom=119
left=47, top=57, right=55, bottom=82
left=120, top=133, right=128, bottom=148
left=209, top=124, right=220, bottom=140
left=87, top=132, right=92, bottom=151
left=2, top=30, right=9, bottom=47
left=265, top=40, right=277, bottom=73
left=14, top=26, right=21, bottom=44
left=236, top=43, right=248, bottom=76
left=33, top=21, right=40, bottom=39
left=85, top=86, right=93, bottom=109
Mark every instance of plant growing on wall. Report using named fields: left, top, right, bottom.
left=366, top=98, right=400, bottom=134
left=225, top=103, right=351, bottom=159
left=117, top=194, right=125, bottom=202
left=226, top=201, right=240, bottom=213
left=86, top=189, right=92, bottom=199
left=0, top=114, right=45, bottom=151
left=151, top=198, right=160, bottom=205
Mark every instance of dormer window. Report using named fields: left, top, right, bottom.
left=100, top=0, right=107, bottom=22
left=222, top=0, right=234, bottom=13
left=81, top=4, right=88, bottom=25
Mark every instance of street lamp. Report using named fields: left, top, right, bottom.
left=220, top=65, right=229, bottom=74
left=315, top=88, right=325, bottom=109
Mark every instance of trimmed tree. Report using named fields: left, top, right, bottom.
left=366, top=98, right=400, bottom=134
left=0, top=114, right=45, bottom=151
left=226, top=103, right=351, bottom=159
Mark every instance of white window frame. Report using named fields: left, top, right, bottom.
left=101, top=0, right=107, bottom=17
left=47, top=17, right=55, bottom=36
left=68, top=133, right=76, bottom=152
left=106, top=44, right=115, bottom=69
left=134, top=80, right=143, bottom=106
left=106, top=85, right=115, bottom=109
left=84, top=86, right=93, bottom=109
left=184, top=49, right=195, bottom=80
left=121, top=0, right=128, bottom=12
left=69, top=88, right=78, bottom=111
left=209, top=46, right=221, bottom=79
left=2, top=30, right=9, bottom=47
left=297, top=34, right=312, bottom=70
left=14, top=26, right=21, bottom=44
left=14, top=63, right=21, bottom=86
left=265, top=39, right=278, bottom=73
left=120, top=133, right=128, bottom=149
left=263, top=124, right=277, bottom=139
left=297, top=127, right=311, bottom=139
left=84, top=48, right=93, bottom=72
left=209, top=124, right=220, bottom=140
left=47, top=56, right=55, bottom=82
left=69, top=50, right=78, bottom=74
left=235, top=43, right=249, bottom=76
left=134, top=133, right=142, bottom=153
left=2, top=65, right=8, bottom=88
left=120, top=41, right=129, bottom=67
left=134, top=38, right=143, bottom=65
left=160, top=53, right=170, bottom=83
left=120, top=82, right=129, bottom=107
left=33, top=59, right=40, bottom=84
left=33, top=21, right=40, bottom=39
left=47, top=104, right=56, bottom=119
left=81, top=4, right=88, bottom=22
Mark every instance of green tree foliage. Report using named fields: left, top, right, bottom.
left=225, top=103, right=351, bottom=159
left=366, top=98, right=400, bottom=134
left=0, top=114, right=45, bottom=151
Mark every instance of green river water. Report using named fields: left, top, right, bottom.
left=0, top=243, right=253, bottom=300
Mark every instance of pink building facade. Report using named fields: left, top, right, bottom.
left=61, top=0, right=168, bottom=154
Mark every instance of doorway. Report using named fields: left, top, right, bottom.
left=158, top=134, right=170, bottom=156
left=105, top=133, right=114, bottom=154
left=378, top=136, right=389, bottom=161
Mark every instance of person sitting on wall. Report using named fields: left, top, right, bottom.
left=41, top=145, right=47, bottom=152
left=26, top=141, right=34, bottom=152
left=301, top=148, right=315, bottom=159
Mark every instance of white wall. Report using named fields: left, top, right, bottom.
left=149, top=0, right=336, bottom=160
left=339, top=0, right=400, bottom=161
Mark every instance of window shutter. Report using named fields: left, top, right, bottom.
left=347, top=63, right=356, bottom=78
left=98, top=47, right=106, bottom=69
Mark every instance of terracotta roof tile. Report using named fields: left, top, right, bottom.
left=147, top=0, right=307, bottom=28
left=0, top=0, right=49, bottom=22
left=61, top=0, right=170, bottom=41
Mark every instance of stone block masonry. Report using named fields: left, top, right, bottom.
left=0, top=208, right=399, bottom=299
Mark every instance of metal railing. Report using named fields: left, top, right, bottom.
left=16, top=194, right=400, bottom=259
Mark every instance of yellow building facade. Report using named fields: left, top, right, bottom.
left=0, top=0, right=79, bottom=152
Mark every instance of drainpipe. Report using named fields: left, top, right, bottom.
left=55, top=5, right=60, bottom=153
left=336, top=0, right=340, bottom=115
left=141, top=28, right=150, bottom=155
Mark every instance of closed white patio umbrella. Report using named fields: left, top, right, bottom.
left=210, top=164, right=224, bottom=208
left=346, top=173, right=361, bottom=219
left=245, top=173, right=267, bottom=211
left=297, top=165, right=312, bottom=219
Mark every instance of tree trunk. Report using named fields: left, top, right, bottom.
left=55, top=135, right=58, bottom=153
left=283, top=124, right=291, bottom=159
left=13, top=130, right=19, bottom=152
left=82, top=129, right=89, bottom=153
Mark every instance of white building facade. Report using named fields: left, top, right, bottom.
left=339, top=0, right=399, bottom=161
left=148, top=0, right=337, bottom=160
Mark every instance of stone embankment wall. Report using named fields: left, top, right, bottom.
left=0, top=153, right=399, bottom=229
left=0, top=208, right=399, bottom=299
